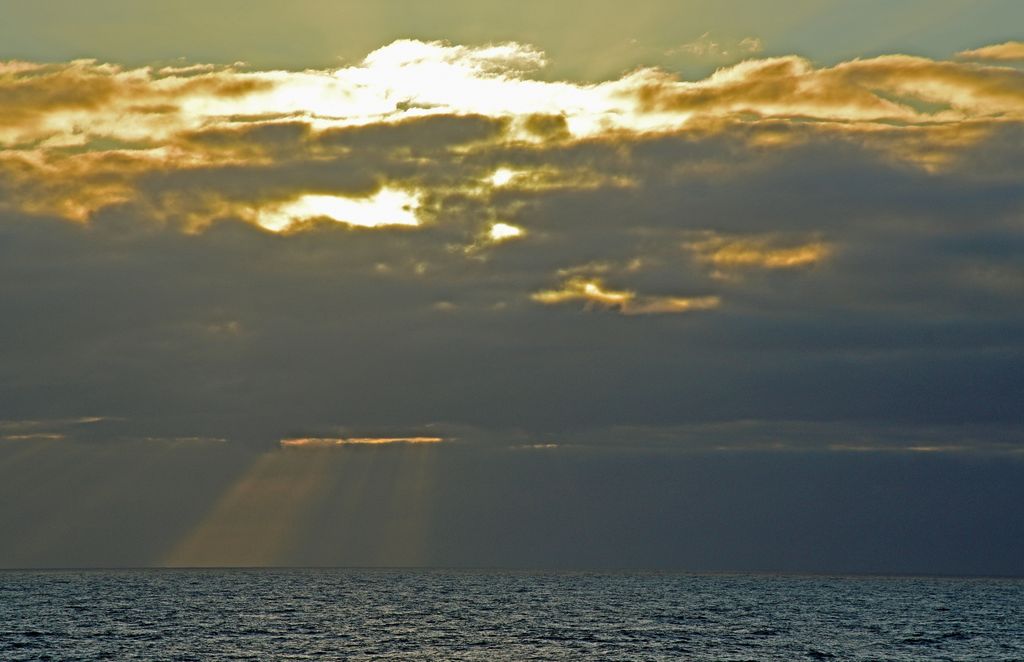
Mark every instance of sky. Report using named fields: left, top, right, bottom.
left=1, top=0, right=1023, bottom=572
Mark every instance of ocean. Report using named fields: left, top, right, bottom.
left=2, top=569, right=1022, bottom=660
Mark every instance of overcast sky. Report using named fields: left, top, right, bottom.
left=1, top=1, right=1022, bottom=572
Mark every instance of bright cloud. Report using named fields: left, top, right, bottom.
left=256, top=188, right=420, bottom=231
left=957, top=41, right=1024, bottom=61
left=2, top=40, right=1022, bottom=228
left=532, top=277, right=720, bottom=315
left=488, top=222, right=523, bottom=241
left=8, top=38, right=1020, bottom=164
left=489, top=168, right=518, bottom=187
left=687, top=235, right=832, bottom=271
left=280, top=437, right=444, bottom=448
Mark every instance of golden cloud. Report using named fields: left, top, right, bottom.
left=256, top=189, right=421, bottom=232
left=632, top=53, right=1024, bottom=121
left=532, top=277, right=720, bottom=315
left=0, top=59, right=272, bottom=146
left=4, top=42, right=1020, bottom=160
left=687, top=234, right=832, bottom=271
left=957, top=41, right=1024, bottom=62
left=0, top=147, right=174, bottom=220
left=2, top=40, right=1022, bottom=230
left=280, top=436, right=444, bottom=448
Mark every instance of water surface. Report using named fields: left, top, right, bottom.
left=2, top=569, right=1022, bottom=660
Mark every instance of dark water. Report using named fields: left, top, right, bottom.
left=1, top=569, right=1023, bottom=660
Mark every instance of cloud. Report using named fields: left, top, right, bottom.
left=0, top=59, right=271, bottom=146
left=531, top=276, right=720, bottom=315
left=4, top=40, right=1024, bottom=228
left=0, top=39, right=1021, bottom=457
left=0, top=416, right=117, bottom=443
left=668, top=33, right=764, bottom=58
left=554, top=420, right=1024, bottom=455
left=686, top=233, right=832, bottom=273
left=280, top=437, right=444, bottom=448
left=1, top=433, right=66, bottom=442
left=957, top=41, right=1024, bottom=62
left=256, top=188, right=420, bottom=231
left=632, top=54, right=1024, bottom=121
left=739, top=37, right=763, bottom=54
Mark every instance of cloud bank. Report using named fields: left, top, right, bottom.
left=1, top=39, right=1022, bottom=455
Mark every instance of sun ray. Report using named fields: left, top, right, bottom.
left=164, top=449, right=333, bottom=566
left=372, top=445, right=439, bottom=566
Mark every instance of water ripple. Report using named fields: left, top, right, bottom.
left=0, top=570, right=1022, bottom=660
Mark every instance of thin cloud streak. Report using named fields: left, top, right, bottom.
left=957, top=41, right=1024, bottom=62
left=281, top=437, right=445, bottom=448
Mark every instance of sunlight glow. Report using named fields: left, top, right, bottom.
left=490, top=168, right=518, bottom=187
left=164, top=451, right=332, bottom=566
left=488, top=222, right=523, bottom=241
left=257, top=188, right=420, bottom=231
